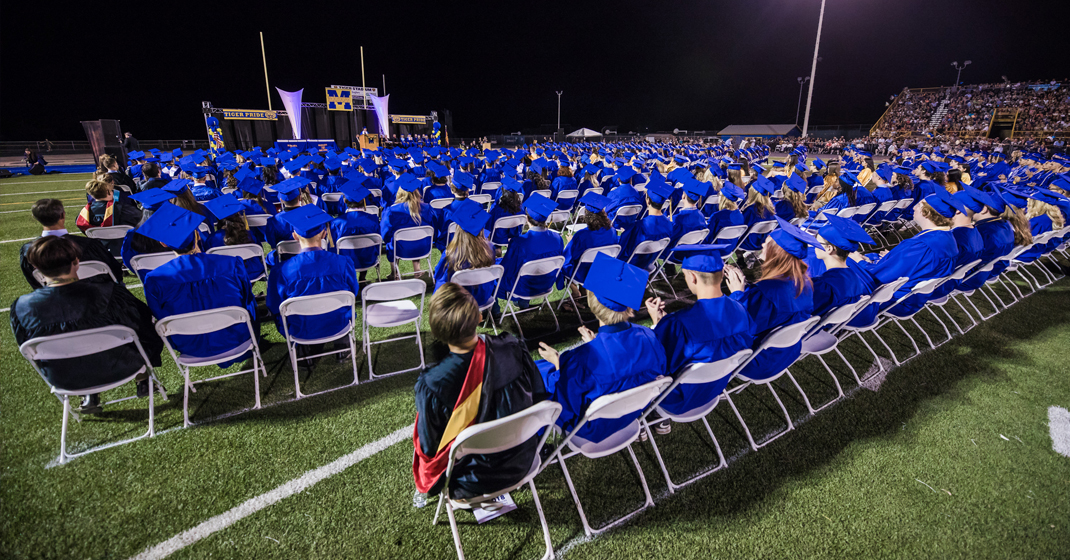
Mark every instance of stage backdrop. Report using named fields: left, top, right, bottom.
left=371, top=95, right=390, bottom=137
left=276, top=88, right=305, bottom=139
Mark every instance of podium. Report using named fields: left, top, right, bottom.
left=81, top=119, right=125, bottom=168
left=359, top=134, right=380, bottom=151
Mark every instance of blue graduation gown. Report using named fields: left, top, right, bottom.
left=705, top=209, right=745, bottom=251
left=432, top=199, right=469, bottom=251
left=266, top=249, right=359, bottom=341
left=738, top=205, right=775, bottom=251
left=498, top=228, right=564, bottom=300
left=774, top=200, right=797, bottom=221
left=606, top=184, right=644, bottom=229
left=861, top=229, right=959, bottom=317
left=330, top=210, right=381, bottom=271
left=265, top=210, right=298, bottom=247
left=933, top=226, right=984, bottom=298
left=423, top=184, right=453, bottom=204
left=557, top=226, right=619, bottom=289
left=805, top=175, right=824, bottom=204
left=144, top=253, right=257, bottom=366
left=550, top=176, right=579, bottom=210
left=618, top=214, right=672, bottom=270
left=667, top=209, right=708, bottom=260
left=432, top=258, right=499, bottom=307
left=485, top=203, right=524, bottom=246
left=538, top=323, right=666, bottom=443
left=318, top=176, right=348, bottom=216
left=1017, top=215, right=1054, bottom=262
left=380, top=202, right=435, bottom=262
left=958, top=218, right=1015, bottom=291
left=653, top=298, right=754, bottom=415
left=190, top=183, right=221, bottom=202
left=812, top=267, right=872, bottom=317
left=729, top=278, right=814, bottom=380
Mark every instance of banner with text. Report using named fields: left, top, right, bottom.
left=220, top=109, right=278, bottom=120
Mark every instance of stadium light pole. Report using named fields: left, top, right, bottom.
left=801, top=0, right=826, bottom=138
left=259, top=32, right=272, bottom=110
left=952, top=60, right=972, bottom=87
left=795, top=76, right=810, bottom=126
left=556, top=91, right=563, bottom=132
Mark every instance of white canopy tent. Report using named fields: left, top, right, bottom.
left=566, top=127, right=603, bottom=139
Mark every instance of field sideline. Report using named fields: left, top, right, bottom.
left=1, top=173, right=1068, bottom=560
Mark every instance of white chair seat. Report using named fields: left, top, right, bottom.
left=801, top=330, right=838, bottom=355
left=656, top=394, right=724, bottom=424
left=567, top=419, right=641, bottom=459
left=366, top=300, right=420, bottom=327
left=173, top=339, right=254, bottom=367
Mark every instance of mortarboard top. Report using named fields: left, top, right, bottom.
left=282, top=157, right=305, bottom=173
left=397, top=173, right=421, bottom=192
left=952, top=189, right=985, bottom=213
left=769, top=216, right=823, bottom=259
left=667, top=167, right=693, bottom=183
left=483, top=149, right=500, bottom=162
left=672, top=244, right=731, bottom=273
left=585, top=252, right=649, bottom=312
left=772, top=161, right=786, bottom=168
left=615, top=166, right=638, bottom=183
left=357, top=158, right=378, bottom=171
left=500, top=176, right=523, bottom=193
left=136, top=202, right=205, bottom=250
left=923, top=188, right=968, bottom=218
left=128, top=150, right=145, bottom=159
left=795, top=163, right=808, bottom=174
left=720, top=181, right=745, bottom=202
left=130, top=188, right=176, bottom=211
left=967, top=186, right=1006, bottom=214
left=159, top=153, right=174, bottom=163
left=838, top=171, right=862, bottom=190
left=646, top=180, right=674, bottom=205
left=282, top=204, right=332, bottom=238
left=876, top=167, right=894, bottom=182
left=324, top=157, right=343, bottom=171
left=234, top=167, right=255, bottom=182
left=813, top=158, right=826, bottom=170
left=451, top=171, right=474, bottom=190
left=183, top=165, right=210, bottom=178
left=172, top=148, right=184, bottom=157
left=683, top=179, right=710, bottom=201
left=784, top=173, right=807, bottom=193
left=162, top=178, right=193, bottom=193
left=338, top=182, right=371, bottom=204
left=522, top=193, right=557, bottom=222
left=274, top=177, right=313, bottom=202
left=217, top=161, right=238, bottom=172
left=892, top=165, right=913, bottom=176
left=750, top=175, right=775, bottom=196
left=1027, top=188, right=1065, bottom=205
left=259, top=157, right=277, bottom=167
left=203, top=193, right=246, bottom=221
left=727, top=162, right=742, bottom=171
left=582, top=164, right=601, bottom=177
left=452, top=203, right=491, bottom=237
left=426, top=162, right=449, bottom=177
left=752, top=163, right=765, bottom=174
left=238, top=176, right=264, bottom=197
left=819, top=214, right=874, bottom=252
left=579, top=191, right=610, bottom=211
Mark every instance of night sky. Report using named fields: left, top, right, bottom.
left=3, top=0, right=1069, bottom=141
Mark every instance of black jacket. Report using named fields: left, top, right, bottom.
left=414, top=333, right=548, bottom=499
left=10, top=277, right=164, bottom=391
left=139, top=177, right=170, bottom=191
left=19, top=234, right=123, bottom=290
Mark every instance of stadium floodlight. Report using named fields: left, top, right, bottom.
left=796, top=77, right=810, bottom=126
left=801, top=0, right=826, bottom=138
left=556, top=91, right=563, bottom=133
left=952, top=60, right=972, bottom=87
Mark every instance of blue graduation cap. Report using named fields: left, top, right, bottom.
left=427, top=162, right=449, bottom=177
left=720, top=182, right=745, bottom=202
left=183, top=165, right=210, bottom=179
left=388, top=158, right=408, bottom=171
left=683, top=179, right=709, bottom=201
left=160, top=154, right=174, bottom=163
left=309, top=154, right=325, bottom=165
left=338, top=182, right=371, bottom=204
left=259, top=157, right=277, bottom=167
left=579, top=191, right=610, bottom=211
left=238, top=177, right=265, bottom=197
left=784, top=173, right=807, bottom=193
left=283, top=156, right=309, bottom=173
left=452, top=203, right=491, bottom=237
left=923, top=188, right=968, bottom=218
left=130, top=188, right=176, bottom=212
left=202, top=193, right=246, bottom=221
left=769, top=216, right=823, bottom=259
left=396, top=174, right=421, bottom=192
left=952, top=190, right=985, bottom=214
left=819, top=214, right=874, bottom=252
left=584, top=252, right=649, bottom=312
left=500, top=176, right=524, bottom=193
left=751, top=175, right=775, bottom=196
left=667, top=168, right=693, bottom=184
left=275, top=177, right=312, bottom=202
left=616, top=167, right=638, bottom=183
left=171, top=148, right=183, bottom=157
left=813, top=158, right=826, bottom=170
left=523, top=193, right=557, bottom=222
left=581, top=164, right=601, bottom=177
left=451, top=172, right=474, bottom=191
left=136, top=202, right=205, bottom=251
left=672, top=244, right=730, bottom=273
left=324, top=157, right=343, bottom=171
left=162, top=178, right=192, bottom=193
left=282, top=204, right=332, bottom=238
left=646, top=180, right=674, bottom=205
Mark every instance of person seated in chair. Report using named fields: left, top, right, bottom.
left=10, top=236, right=164, bottom=414
left=20, top=198, right=122, bottom=290
left=536, top=253, right=666, bottom=444
left=497, top=193, right=564, bottom=306
left=617, top=180, right=673, bottom=270
left=811, top=215, right=876, bottom=317
left=432, top=200, right=498, bottom=306
left=413, top=283, right=548, bottom=502
left=330, top=183, right=381, bottom=282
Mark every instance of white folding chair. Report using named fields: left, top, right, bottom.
left=611, top=204, right=643, bottom=231
left=130, top=252, right=179, bottom=281
left=276, top=238, right=329, bottom=259
left=468, top=194, right=493, bottom=207
left=430, top=198, right=454, bottom=210
left=19, top=325, right=168, bottom=464
left=585, top=187, right=604, bottom=196
left=739, top=220, right=777, bottom=254
left=723, top=316, right=821, bottom=451
left=155, top=306, right=266, bottom=427
left=392, top=226, right=435, bottom=279
left=546, top=377, right=673, bottom=536
left=487, top=215, right=528, bottom=249
left=709, top=224, right=750, bottom=255
left=954, top=258, right=1004, bottom=321
left=85, top=225, right=134, bottom=241
left=832, top=277, right=910, bottom=372
left=197, top=222, right=211, bottom=236
left=206, top=243, right=269, bottom=282
left=852, top=202, right=876, bottom=224
left=555, top=189, right=579, bottom=211
left=246, top=214, right=272, bottom=228
left=547, top=209, right=572, bottom=230
left=842, top=277, right=945, bottom=367
left=794, top=298, right=873, bottom=409
left=642, top=350, right=753, bottom=493
left=479, top=181, right=501, bottom=197
left=499, top=256, right=566, bottom=339
left=361, top=279, right=426, bottom=380
left=530, top=189, right=552, bottom=200
left=432, top=401, right=563, bottom=560
left=336, top=234, right=383, bottom=282
left=924, top=259, right=984, bottom=336
left=626, top=237, right=671, bottom=296
left=359, top=205, right=381, bottom=219
left=280, top=291, right=360, bottom=398
left=451, top=265, right=505, bottom=333
left=320, top=192, right=343, bottom=205
left=659, top=228, right=709, bottom=299
left=862, top=200, right=900, bottom=247
left=31, top=259, right=118, bottom=286
left=556, top=245, right=622, bottom=323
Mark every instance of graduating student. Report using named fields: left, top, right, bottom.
left=264, top=178, right=312, bottom=247
left=645, top=245, right=754, bottom=428
left=412, top=283, right=548, bottom=500
left=617, top=180, right=673, bottom=270
left=605, top=167, right=645, bottom=229
left=141, top=203, right=258, bottom=367
left=851, top=191, right=961, bottom=317
left=497, top=193, right=564, bottom=304
left=776, top=173, right=809, bottom=221
left=138, top=162, right=170, bottom=192
left=737, top=174, right=778, bottom=251
left=121, top=189, right=179, bottom=278
left=183, top=164, right=221, bottom=202
left=432, top=200, right=498, bottom=307
left=929, top=189, right=986, bottom=298
left=558, top=192, right=620, bottom=299
left=11, top=236, right=164, bottom=413
left=550, top=166, right=580, bottom=210
left=536, top=253, right=666, bottom=443
left=380, top=174, right=435, bottom=278
left=432, top=171, right=475, bottom=251
left=811, top=215, right=875, bottom=317
left=724, top=217, right=817, bottom=380
left=484, top=177, right=525, bottom=249
left=422, top=162, right=453, bottom=203
left=329, top=183, right=380, bottom=280
left=704, top=182, right=746, bottom=249
left=202, top=194, right=266, bottom=283
left=668, top=179, right=711, bottom=254
left=20, top=198, right=122, bottom=290
left=266, top=205, right=359, bottom=343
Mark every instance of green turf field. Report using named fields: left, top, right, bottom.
left=1, top=173, right=1068, bottom=560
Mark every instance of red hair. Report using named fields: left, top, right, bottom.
left=760, top=242, right=811, bottom=296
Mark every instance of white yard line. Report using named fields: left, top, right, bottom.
left=0, top=204, right=84, bottom=216
left=128, top=426, right=411, bottom=560
left=0, top=179, right=93, bottom=185
left=0, top=189, right=85, bottom=196
left=1049, top=406, right=1070, bottom=458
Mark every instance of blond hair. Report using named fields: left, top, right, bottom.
left=85, top=179, right=111, bottom=200
left=428, top=283, right=480, bottom=346
left=397, top=189, right=424, bottom=225
left=588, top=292, right=633, bottom=325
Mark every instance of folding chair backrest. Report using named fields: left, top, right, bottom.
left=20, top=325, right=138, bottom=362
left=516, top=256, right=566, bottom=280
left=876, top=200, right=898, bottom=214
left=531, top=189, right=551, bottom=199
left=451, top=401, right=563, bottom=460
left=583, top=377, right=673, bottom=422
left=704, top=194, right=720, bottom=208
left=629, top=238, right=670, bottom=261
left=34, top=259, right=119, bottom=285
left=711, top=224, right=749, bottom=245
left=131, top=252, right=179, bottom=275
left=586, top=187, right=604, bottom=196
left=359, top=206, right=381, bottom=219
left=754, top=316, right=821, bottom=352
left=451, top=265, right=505, bottom=292
left=837, top=207, right=859, bottom=220
left=321, top=192, right=343, bottom=204
left=746, top=220, right=777, bottom=237
left=480, top=182, right=501, bottom=194
left=893, top=198, right=913, bottom=211
left=246, top=214, right=271, bottom=228
left=206, top=243, right=264, bottom=262
left=368, top=188, right=383, bottom=200
left=362, top=278, right=426, bottom=302
left=336, top=233, right=382, bottom=252
left=868, top=276, right=910, bottom=305
left=578, top=244, right=622, bottom=266
left=614, top=205, right=643, bottom=221
left=491, top=214, right=528, bottom=234
left=675, top=228, right=709, bottom=246
left=548, top=209, right=571, bottom=225
left=909, top=277, right=945, bottom=297
left=673, top=349, right=753, bottom=386
left=429, top=198, right=453, bottom=210
left=276, top=239, right=327, bottom=255
left=85, top=225, right=134, bottom=240
left=947, top=259, right=983, bottom=282
left=855, top=202, right=876, bottom=216
left=556, top=189, right=579, bottom=206
left=280, top=290, right=356, bottom=318
left=155, top=306, right=252, bottom=338
left=469, top=194, right=493, bottom=206
left=816, top=297, right=871, bottom=330
left=198, top=222, right=211, bottom=235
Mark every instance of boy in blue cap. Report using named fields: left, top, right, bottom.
left=618, top=179, right=673, bottom=270
left=330, top=183, right=380, bottom=281
left=267, top=204, right=359, bottom=361
left=141, top=203, right=259, bottom=368
left=558, top=192, right=619, bottom=303
left=605, top=167, right=645, bottom=229
left=497, top=193, right=564, bottom=306
left=665, top=179, right=711, bottom=269
left=645, top=245, right=754, bottom=433
left=536, top=253, right=666, bottom=444
left=264, top=177, right=312, bottom=248
left=201, top=194, right=266, bottom=283
left=957, top=188, right=1015, bottom=292
left=485, top=177, right=526, bottom=250
left=811, top=215, right=876, bottom=317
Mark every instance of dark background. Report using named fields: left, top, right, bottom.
left=2, top=0, right=1069, bottom=140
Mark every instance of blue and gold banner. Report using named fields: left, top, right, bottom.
left=326, top=88, right=354, bottom=111
left=221, top=109, right=278, bottom=120
left=390, top=114, right=429, bottom=125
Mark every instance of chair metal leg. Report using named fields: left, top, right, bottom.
left=893, top=319, right=923, bottom=358
left=445, top=501, right=467, bottom=560
left=786, top=366, right=841, bottom=415
left=923, top=307, right=953, bottom=345
left=528, top=481, right=555, bottom=560
left=290, top=341, right=305, bottom=399
left=60, top=396, right=71, bottom=464
left=909, top=316, right=939, bottom=350
left=557, top=452, right=595, bottom=537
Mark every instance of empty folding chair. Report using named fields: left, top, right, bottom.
left=498, top=256, right=566, bottom=339
left=130, top=252, right=179, bottom=282
left=361, top=279, right=426, bottom=379
left=451, top=265, right=505, bottom=333
left=19, top=325, right=168, bottom=464
left=391, top=225, right=435, bottom=279
left=32, top=259, right=118, bottom=286
left=556, top=245, right=622, bottom=323
left=642, top=349, right=752, bottom=493
left=547, top=377, right=673, bottom=536
left=953, top=258, right=1004, bottom=322
left=206, top=244, right=269, bottom=282
left=832, top=277, right=909, bottom=373
left=279, top=291, right=360, bottom=398
left=723, top=316, right=821, bottom=451
left=626, top=238, right=671, bottom=294
left=547, top=209, right=572, bottom=230
left=432, top=401, right=562, bottom=560
left=155, top=306, right=266, bottom=427
left=336, top=234, right=384, bottom=282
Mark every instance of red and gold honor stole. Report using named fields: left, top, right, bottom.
left=412, top=338, right=487, bottom=494
left=76, top=201, right=114, bottom=231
